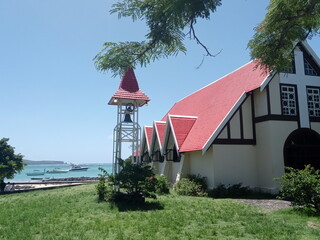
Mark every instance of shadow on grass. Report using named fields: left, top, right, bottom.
left=111, top=200, right=164, bottom=212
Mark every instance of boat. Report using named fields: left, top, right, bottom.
left=26, top=169, right=46, bottom=176
left=69, top=164, right=89, bottom=171
left=46, top=168, right=69, bottom=174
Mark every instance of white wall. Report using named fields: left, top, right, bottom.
left=212, top=144, right=257, bottom=188
left=255, top=121, right=298, bottom=193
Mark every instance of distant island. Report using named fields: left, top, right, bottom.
left=23, top=160, right=66, bottom=165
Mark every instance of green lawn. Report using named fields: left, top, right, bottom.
left=0, top=184, right=319, bottom=240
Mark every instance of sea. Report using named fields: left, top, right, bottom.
left=7, top=163, right=112, bottom=182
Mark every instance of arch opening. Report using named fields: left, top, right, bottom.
left=283, top=128, right=320, bottom=170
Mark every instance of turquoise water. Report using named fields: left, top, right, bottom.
left=7, top=163, right=112, bottom=182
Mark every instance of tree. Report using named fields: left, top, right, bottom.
left=0, top=138, right=25, bottom=192
left=95, top=0, right=320, bottom=77
left=248, top=0, right=320, bottom=72
left=94, top=0, right=222, bottom=76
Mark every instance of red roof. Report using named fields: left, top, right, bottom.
left=145, top=126, right=153, bottom=150
left=155, top=121, right=166, bottom=146
left=169, top=115, right=197, bottom=150
left=109, top=68, right=150, bottom=105
left=161, top=61, right=269, bottom=152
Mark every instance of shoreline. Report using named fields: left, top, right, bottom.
left=2, top=177, right=100, bottom=194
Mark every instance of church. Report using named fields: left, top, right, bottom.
left=140, top=41, right=320, bottom=193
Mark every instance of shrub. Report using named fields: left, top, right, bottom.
left=187, top=174, right=208, bottom=193
left=96, top=168, right=116, bottom=202
left=208, top=183, right=251, bottom=198
left=174, top=178, right=207, bottom=196
left=154, top=174, right=170, bottom=194
left=277, top=165, right=320, bottom=212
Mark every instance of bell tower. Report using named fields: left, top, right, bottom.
left=108, top=68, right=150, bottom=175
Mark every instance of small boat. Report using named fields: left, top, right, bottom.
left=26, top=169, right=46, bottom=176
left=46, top=168, right=69, bottom=174
left=69, top=164, right=89, bottom=171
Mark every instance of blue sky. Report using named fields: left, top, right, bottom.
left=1, top=0, right=319, bottom=163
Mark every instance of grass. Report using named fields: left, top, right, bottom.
left=0, top=184, right=319, bottom=240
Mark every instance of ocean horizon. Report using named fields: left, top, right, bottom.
left=7, top=163, right=113, bottom=182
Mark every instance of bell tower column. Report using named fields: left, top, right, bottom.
left=108, top=68, right=150, bottom=175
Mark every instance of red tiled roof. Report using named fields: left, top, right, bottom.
left=109, top=68, right=150, bottom=104
left=161, top=61, right=269, bottom=152
left=169, top=115, right=197, bottom=150
left=155, top=121, right=166, bottom=146
left=145, top=126, right=153, bottom=149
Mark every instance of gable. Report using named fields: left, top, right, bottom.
left=160, top=61, right=269, bottom=153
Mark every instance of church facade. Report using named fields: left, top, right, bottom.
left=140, top=41, right=320, bottom=193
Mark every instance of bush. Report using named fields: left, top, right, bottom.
left=208, top=183, right=251, bottom=198
left=174, top=178, right=207, bottom=197
left=277, top=165, right=320, bottom=212
left=154, top=174, right=170, bottom=194
left=187, top=174, right=208, bottom=193
left=96, top=168, right=116, bottom=202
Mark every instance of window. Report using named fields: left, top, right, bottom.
left=282, top=59, right=296, bottom=74
left=281, top=85, right=297, bottom=116
left=141, top=152, right=150, bottom=163
left=165, top=146, right=180, bottom=162
left=304, top=58, right=318, bottom=76
left=307, top=87, right=320, bottom=117
left=151, top=150, right=164, bottom=162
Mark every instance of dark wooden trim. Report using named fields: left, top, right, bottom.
left=255, top=114, right=299, bottom=123
left=227, top=122, right=231, bottom=139
left=310, top=117, right=320, bottom=122
left=279, top=83, right=300, bottom=128
left=266, top=85, right=271, bottom=115
left=213, top=139, right=256, bottom=145
left=306, top=86, right=320, bottom=122
left=239, top=106, right=244, bottom=139
left=250, top=92, right=257, bottom=144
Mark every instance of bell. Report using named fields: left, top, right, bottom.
left=123, top=113, right=133, bottom=123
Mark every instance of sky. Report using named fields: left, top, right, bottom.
left=1, top=0, right=319, bottom=164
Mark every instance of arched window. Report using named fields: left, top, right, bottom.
left=283, top=128, right=320, bottom=170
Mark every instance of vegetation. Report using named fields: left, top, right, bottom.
left=277, top=165, right=320, bottom=213
left=248, top=0, right=320, bottom=72
left=96, top=0, right=320, bottom=76
left=0, top=184, right=320, bottom=239
left=96, top=162, right=170, bottom=203
left=95, top=0, right=222, bottom=76
left=208, top=183, right=252, bottom=198
left=174, top=174, right=208, bottom=197
left=0, top=138, right=25, bottom=192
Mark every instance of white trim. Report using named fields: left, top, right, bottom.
left=155, top=121, right=166, bottom=152
left=142, top=126, right=152, bottom=153
left=260, top=71, right=275, bottom=91
left=168, top=115, right=179, bottom=151
left=202, top=92, right=247, bottom=154
left=168, top=114, right=198, bottom=119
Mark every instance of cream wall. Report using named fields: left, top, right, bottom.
left=311, top=122, right=320, bottom=133
left=269, top=75, right=282, bottom=114
left=242, top=95, right=253, bottom=139
left=211, top=144, right=257, bottom=188
left=230, top=111, right=241, bottom=138
left=184, top=149, right=215, bottom=188
left=254, top=89, right=268, bottom=117
left=255, top=121, right=298, bottom=192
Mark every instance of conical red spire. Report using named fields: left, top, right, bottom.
left=108, top=68, right=150, bottom=106
left=119, top=68, right=139, bottom=92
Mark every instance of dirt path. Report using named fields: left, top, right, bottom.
left=236, top=199, right=292, bottom=210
